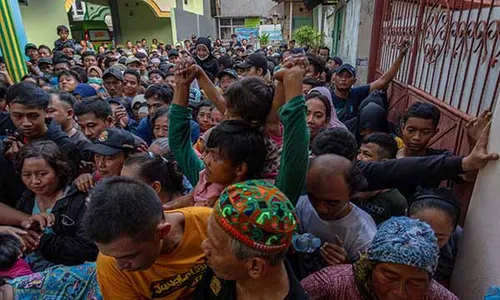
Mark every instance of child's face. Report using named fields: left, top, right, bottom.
left=59, top=30, right=69, bottom=40
left=202, top=147, right=238, bottom=185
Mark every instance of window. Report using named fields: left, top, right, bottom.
left=184, top=0, right=188, bottom=5
left=218, top=18, right=253, bottom=41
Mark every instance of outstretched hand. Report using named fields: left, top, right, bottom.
left=466, top=110, right=492, bottom=146
left=174, top=57, right=199, bottom=86
left=399, top=38, right=411, bottom=56
left=462, top=122, right=499, bottom=172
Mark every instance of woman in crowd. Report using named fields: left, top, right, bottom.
left=306, top=87, right=346, bottom=142
left=194, top=101, right=214, bottom=134
left=151, top=107, right=170, bottom=140
left=408, top=188, right=462, bottom=288
left=15, top=141, right=98, bottom=272
left=301, top=216, right=458, bottom=300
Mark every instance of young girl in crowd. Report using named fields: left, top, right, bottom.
left=168, top=56, right=309, bottom=208
left=408, top=188, right=462, bottom=288
left=15, top=141, right=98, bottom=272
left=120, top=153, right=187, bottom=205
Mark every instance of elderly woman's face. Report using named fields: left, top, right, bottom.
left=371, top=262, right=430, bottom=300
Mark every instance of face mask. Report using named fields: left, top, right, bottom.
left=197, top=54, right=209, bottom=61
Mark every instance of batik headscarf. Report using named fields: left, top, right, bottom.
left=213, top=180, right=298, bottom=252
left=353, top=217, right=439, bottom=300
left=309, top=87, right=347, bottom=129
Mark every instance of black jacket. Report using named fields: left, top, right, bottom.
left=194, top=37, right=220, bottom=78
left=43, top=120, right=81, bottom=174
left=16, top=185, right=98, bottom=266
left=360, top=155, right=464, bottom=198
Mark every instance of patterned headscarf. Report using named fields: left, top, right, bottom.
left=353, top=217, right=439, bottom=300
left=213, top=180, right=298, bottom=253
left=368, top=216, right=439, bottom=273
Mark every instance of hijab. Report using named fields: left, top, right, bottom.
left=309, top=87, right=346, bottom=129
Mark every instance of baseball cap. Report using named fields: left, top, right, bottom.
left=102, top=67, right=123, bottom=81
left=25, top=43, right=38, bottom=54
left=335, top=63, right=356, bottom=76
left=168, top=49, right=179, bottom=57
left=217, top=69, right=238, bottom=80
left=38, top=58, right=53, bottom=65
left=236, top=53, right=268, bottom=74
left=88, top=128, right=135, bottom=156
left=126, top=57, right=141, bottom=65
left=132, top=94, right=147, bottom=108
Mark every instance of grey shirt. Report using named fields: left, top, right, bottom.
left=296, top=195, right=377, bottom=262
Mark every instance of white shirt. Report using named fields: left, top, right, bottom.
left=295, top=195, right=377, bottom=261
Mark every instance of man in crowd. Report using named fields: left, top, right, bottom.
left=235, top=53, right=268, bottom=78
left=102, top=68, right=124, bottom=99
left=194, top=180, right=308, bottom=299
left=83, top=177, right=211, bottom=299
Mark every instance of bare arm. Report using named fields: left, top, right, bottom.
left=0, top=202, right=29, bottom=226
left=195, top=65, right=228, bottom=114
left=369, top=39, right=410, bottom=93
left=266, top=80, right=285, bottom=137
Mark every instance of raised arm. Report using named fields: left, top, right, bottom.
left=168, top=59, right=205, bottom=186
left=275, top=55, right=311, bottom=205
left=265, top=80, right=285, bottom=137
left=369, top=39, right=410, bottom=93
left=194, top=65, right=228, bottom=114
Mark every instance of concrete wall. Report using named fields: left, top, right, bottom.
left=219, top=0, right=275, bottom=17
left=118, top=0, right=173, bottom=45
left=173, top=8, right=216, bottom=42
left=183, top=0, right=204, bottom=15
left=19, top=0, right=71, bottom=47
left=355, top=0, right=374, bottom=84
left=450, top=93, right=500, bottom=299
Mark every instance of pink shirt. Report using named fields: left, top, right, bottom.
left=0, top=259, right=33, bottom=279
left=301, top=264, right=459, bottom=300
left=193, top=170, right=225, bottom=207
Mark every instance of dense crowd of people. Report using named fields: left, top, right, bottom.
left=0, top=24, right=498, bottom=299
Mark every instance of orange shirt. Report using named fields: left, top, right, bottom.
left=96, top=207, right=212, bottom=299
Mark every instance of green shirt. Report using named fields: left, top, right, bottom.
left=168, top=95, right=309, bottom=205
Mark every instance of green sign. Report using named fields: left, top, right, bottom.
left=245, top=18, right=260, bottom=29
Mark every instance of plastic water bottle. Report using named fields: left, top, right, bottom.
left=292, top=233, right=322, bottom=253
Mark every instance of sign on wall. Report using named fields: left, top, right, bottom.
left=259, top=24, right=283, bottom=41
left=235, top=28, right=259, bottom=44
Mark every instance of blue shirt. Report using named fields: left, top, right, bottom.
left=332, top=85, right=370, bottom=122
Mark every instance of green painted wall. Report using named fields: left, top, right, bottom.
left=19, top=0, right=71, bottom=47
left=118, top=1, right=173, bottom=45
left=182, top=0, right=203, bottom=16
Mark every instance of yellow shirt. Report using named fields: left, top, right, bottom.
left=96, top=207, right=212, bottom=299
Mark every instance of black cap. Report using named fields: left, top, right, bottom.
left=25, top=43, right=38, bottom=54
left=102, top=67, right=123, bottom=81
left=236, top=53, right=268, bottom=74
left=168, top=49, right=179, bottom=57
left=38, top=58, right=53, bottom=65
left=217, top=69, right=238, bottom=80
left=335, top=63, right=356, bottom=76
left=88, top=128, right=135, bottom=156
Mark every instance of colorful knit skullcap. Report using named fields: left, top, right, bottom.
left=368, top=217, right=439, bottom=274
left=214, top=180, right=298, bottom=253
